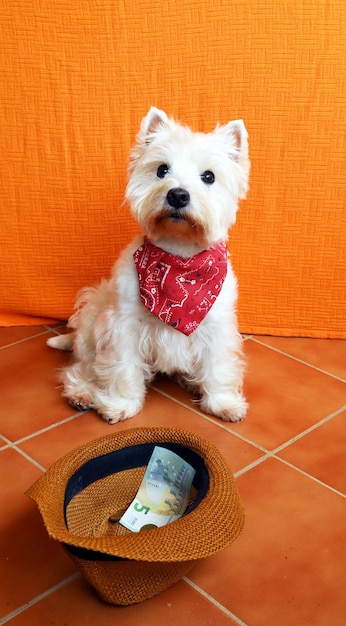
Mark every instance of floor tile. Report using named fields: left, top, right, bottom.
left=0, top=448, right=76, bottom=619
left=228, top=339, right=346, bottom=449
left=18, top=387, right=264, bottom=474
left=0, top=325, right=47, bottom=348
left=0, top=333, right=76, bottom=441
left=190, top=457, right=346, bottom=626
left=8, top=575, right=240, bottom=626
left=256, top=336, right=346, bottom=380
left=277, top=409, right=346, bottom=494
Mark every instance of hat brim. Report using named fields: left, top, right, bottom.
left=27, top=427, right=244, bottom=563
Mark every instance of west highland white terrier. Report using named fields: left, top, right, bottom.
left=48, top=107, right=250, bottom=424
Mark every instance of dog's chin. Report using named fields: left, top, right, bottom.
left=147, top=211, right=208, bottom=245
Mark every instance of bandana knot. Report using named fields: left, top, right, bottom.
left=133, top=238, right=228, bottom=335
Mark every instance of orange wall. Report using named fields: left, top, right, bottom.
left=0, top=1, right=345, bottom=336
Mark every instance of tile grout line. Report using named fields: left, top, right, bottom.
left=0, top=435, right=47, bottom=472
left=235, top=446, right=345, bottom=498
left=0, top=323, right=66, bottom=350
left=43, top=324, right=68, bottom=337
left=42, top=324, right=66, bottom=331
left=251, top=337, right=346, bottom=383
left=12, top=445, right=47, bottom=472
left=0, top=412, right=86, bottom=471
left=273, top=455, right=346, bottom=499
left=0, top=329, right=50, bottom=350
left=14, top=411, right=87, bottom=445
left=0, top=572, right=80, bottom=625
left=183, top=577, right=248, bottom=626
left=233, top=453, right=272, bottom=478
left=235, top=406, right=346, bottom=494
left=270, top=405, right=346, bottom=456
left=150, top=384, right=269, bottom=453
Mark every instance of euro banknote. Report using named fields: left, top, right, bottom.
left=119, top=446, right=196, bottom=532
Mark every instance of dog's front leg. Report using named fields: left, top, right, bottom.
left=198, top=344, right=248, bottom=423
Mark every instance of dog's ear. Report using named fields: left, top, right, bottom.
left=140, top=107, right=168, bottom=143
left=219, top=120, right=249, bottom=162
left=128, top=108, right=169, bottom=171
left=215, top=120, right=250, bottom=199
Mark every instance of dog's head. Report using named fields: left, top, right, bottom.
left=126, top=107, right=250, bottom=249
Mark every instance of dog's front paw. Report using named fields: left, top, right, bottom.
left=69, top=394, right=93, bottom=412
left=97, top=397, right=144, bottom=425
left=200, top=393, right=248, bottom=423
left=100, top=409, right=132, bottom=425
left=216, top=405, right=247, bottom=423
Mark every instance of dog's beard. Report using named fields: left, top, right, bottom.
left=145, top=207, right=208, bottom=246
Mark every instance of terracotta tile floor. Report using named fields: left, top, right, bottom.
left=0, top=325, right=345, bottom=626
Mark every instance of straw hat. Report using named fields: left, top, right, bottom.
left=27, top=426, right=244, bottom=605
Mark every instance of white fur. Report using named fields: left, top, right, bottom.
left=48, top=108, right=250, bottom=424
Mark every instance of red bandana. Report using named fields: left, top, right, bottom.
left=133, top=238, right=228, bottom=335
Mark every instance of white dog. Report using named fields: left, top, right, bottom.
left=48, top=107, right=250, bottom=424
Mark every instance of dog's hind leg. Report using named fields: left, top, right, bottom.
left=47, top=333, right=74, bottom=351
left=84, top=310, right=152, bottom=424
left=90, top=347, right=150, bottom=424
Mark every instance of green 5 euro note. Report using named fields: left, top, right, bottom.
left=119, top=446, right=196, bottom=532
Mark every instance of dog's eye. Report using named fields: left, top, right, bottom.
left=157, top=164, right=169, bottom=179
left=201, top=170, right=215, bottom=185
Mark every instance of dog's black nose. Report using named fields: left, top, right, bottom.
left=166, top=188, right=190, bottom=209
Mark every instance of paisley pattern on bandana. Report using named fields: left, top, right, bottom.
left=133, top=238, right=228, bottom=335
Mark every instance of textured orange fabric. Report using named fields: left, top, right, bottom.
left=0, top=1, right=345, bottom=336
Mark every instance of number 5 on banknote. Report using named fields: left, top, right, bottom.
left=134, top=503, right=150, bottom=515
